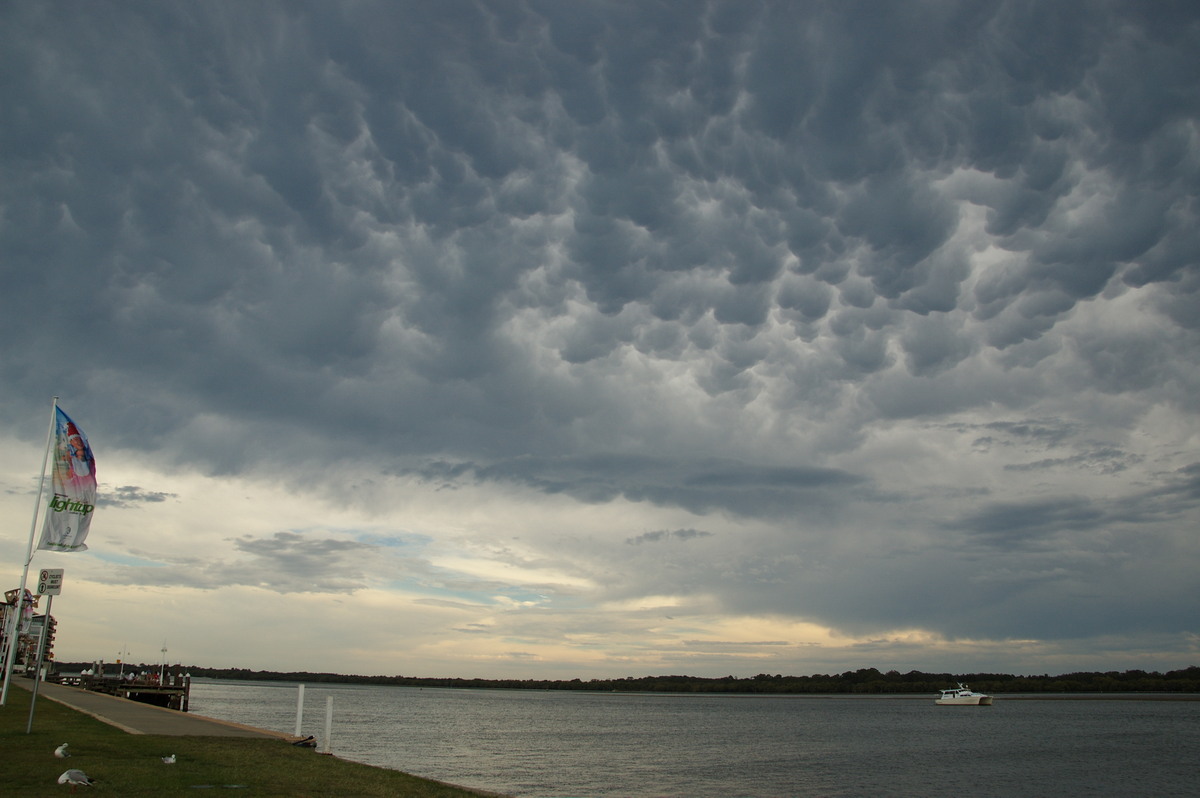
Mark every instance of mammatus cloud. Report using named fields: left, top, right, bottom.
left=0, top=1, right=1196, bottom=676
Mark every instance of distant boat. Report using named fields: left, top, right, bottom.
left=935, top=683, right=993, bottom=705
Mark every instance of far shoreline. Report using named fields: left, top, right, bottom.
left=59, top=663, right=1200, bottom=699
left=188, top=677, right=1200, bottom=701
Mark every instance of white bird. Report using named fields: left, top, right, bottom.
left=162, top=754, right=176, bottom=764
left=57, top=769, right=96, bottom=791
left=55, top=742, right=71, bottom=758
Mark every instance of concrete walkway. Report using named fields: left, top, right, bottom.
left=15, top=679, right=289, bottom=738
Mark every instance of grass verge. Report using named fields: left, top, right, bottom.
left=0, top=681, right=502, bottom=797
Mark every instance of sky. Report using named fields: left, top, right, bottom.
left=1, top=1, right=1197, bottom=680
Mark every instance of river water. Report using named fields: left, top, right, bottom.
left=188, top=680, right=1198, bottom=797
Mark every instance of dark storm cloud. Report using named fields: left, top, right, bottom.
left=1003, top=447, right=1140, bottom=474
left=941, top=418, right=1082, bottom=451
left=626, top=528, right=713, bottom=545
left=2, top=0, right=1198, bottom=665
left=3, top=0, right=1196, bottom=457
left=1110, top=462, right=1200, bottom=521
left=0, top=1, right=1190, bottom=429
left=641, top=458, right=1200, bottom=645
left=949, top=496, right=1107, bottom=548
left=98, top=485, right=178, bottom=509
left=949, top=461, right=1200, bottom=548
left=418, top=455, right=870, bottom=518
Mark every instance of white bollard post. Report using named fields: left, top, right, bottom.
left=323, top=695, right=333, bottom=754
left=295, top=684, right=305, bottom=737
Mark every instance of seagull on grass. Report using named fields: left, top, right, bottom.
left=55, top=743, right=71, bottom=758
left=162, top=754, right=176, bottom=764
left=57, top=769, right=96, bottom=791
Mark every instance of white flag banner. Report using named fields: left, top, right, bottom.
left=37, top=407, right=97, bottom=552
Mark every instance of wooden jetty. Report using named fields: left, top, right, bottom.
left=55, top=667, right=191, bottom=711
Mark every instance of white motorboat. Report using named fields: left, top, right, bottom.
left=935, top=683, right=993, bottom=705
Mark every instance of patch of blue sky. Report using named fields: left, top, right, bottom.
left=273, top=526, right=430, bottom=548
left=495, top=587, right=555, bottom=606
left=378, top=576, right=547, bottom=608
left=381, top=578, right=483, bottom=602
left=353, top=530, right=432, bottom=548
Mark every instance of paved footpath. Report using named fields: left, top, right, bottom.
left=15, top=679, right=289, bottom=738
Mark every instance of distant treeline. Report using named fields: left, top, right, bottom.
left=58, top=663, right=1200, bottom=694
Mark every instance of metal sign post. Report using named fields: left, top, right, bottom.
left=26, top=569, right=62, bottom=733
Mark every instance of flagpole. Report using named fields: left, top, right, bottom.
left=1, top=396, right=58, bottom=707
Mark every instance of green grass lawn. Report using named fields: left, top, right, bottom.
left=0, top=682, right=503, bottom=797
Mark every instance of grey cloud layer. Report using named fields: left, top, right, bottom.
left=5, top=1, right=1196, bottom=453
left=2, top=1, right=1197, bottom=661
left=416, top=455, right=870, bottom=518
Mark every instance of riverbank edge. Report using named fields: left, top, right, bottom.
left=12, top=678, right=511, bottom=797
